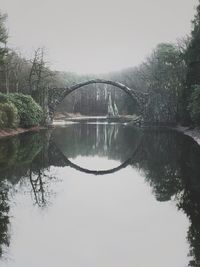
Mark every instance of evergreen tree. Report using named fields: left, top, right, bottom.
left=0, top=12, right=8, bottom=64
left=186, top=2, right=200, bottom=86
left=181, top=1, right=200, bottom=124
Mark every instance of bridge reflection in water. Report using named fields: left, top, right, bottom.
left=50, top=133, right=143, bottom=175
left=0, top=124, right=200, bottom=265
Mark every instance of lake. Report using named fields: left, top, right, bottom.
left=0, top=123, right=200, bottom=267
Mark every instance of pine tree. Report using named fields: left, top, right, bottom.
left=0, top=12, right=8, bottom=64
left=180, top=1, right=200, bottom=124
left=186, top=1, right=200, bottom=86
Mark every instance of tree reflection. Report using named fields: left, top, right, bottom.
left=178, top=188, right=200, bottom=267
left=0, top=125, right=200, bottom=264
left=133, top=129, right=184, bottom=201
left=52, top=123, right=142, bottom=163
left=39, top=126, right=200, bottom=265
left=29, top=169, right=47, bottom=207
left=132, top=129, right=200, bottom=265
left=0, top=130, right=54, bottom=257
left=0, top=180, right=9, bottom=257
left=29, top=167, right=57, bottom=208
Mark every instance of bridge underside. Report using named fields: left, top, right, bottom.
left=47, top=79, right=148, bottom=122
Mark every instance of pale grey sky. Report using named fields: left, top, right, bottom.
left=0, top=0, right=198, bottom=74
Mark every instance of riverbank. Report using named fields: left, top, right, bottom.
left=1, top=121, right=200, bottom=148
left=175, top=125, right=200, bottom=145
left=0, top=126, right=46, bottom=139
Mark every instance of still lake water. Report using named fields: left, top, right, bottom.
left=0, top=123, right=200, bottom=266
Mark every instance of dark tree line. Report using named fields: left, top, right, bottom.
left=59, top=1, right=200, bottom=125
left=1, top=2, right=200, bottom=124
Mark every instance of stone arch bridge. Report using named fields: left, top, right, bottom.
left=47, top=79, right=148, bottom=122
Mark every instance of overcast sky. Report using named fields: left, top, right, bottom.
left=0, top=0, right=198, bottom=74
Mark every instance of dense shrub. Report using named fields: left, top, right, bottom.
left=188, top=85, right=200, bottom=125
left=0, top=93, right=43, bottom=128
left=0, top=94, right=8, bottom=103
left=0, top=95, right=10, bottom=129
left=0, top=109, right=8, bottom=128
left=0, top=103, right=19, bottom=128
left=0, top=102, right=18, bottom=128
left=7, top=94, right=43, bottom=128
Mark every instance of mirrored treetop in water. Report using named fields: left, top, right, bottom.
left=0, top=124, right=200, bottom=266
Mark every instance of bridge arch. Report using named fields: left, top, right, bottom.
left=50, top=136, right=143, bottom=175
left=48, top=79, right=148, bottom=120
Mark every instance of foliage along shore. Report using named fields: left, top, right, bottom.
left=0, top=126, right=45, bottom=139
left=1, top=3, right=200, bottom=130
left=0, top=93, right=43, bottom=132
left=0, top=92, right=45, bottom=139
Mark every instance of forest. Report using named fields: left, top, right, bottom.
left=0, top=2, right=200, bottom=127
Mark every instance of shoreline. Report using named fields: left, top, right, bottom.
left=174, top=125, right=200, bottom=145
left=1, top=122, right=200, bottom=147
left=0, top=126, right=46, bottom=139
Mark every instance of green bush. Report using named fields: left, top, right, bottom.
left=0, top=102, right=19, bottom=128
left=7, top=94, right=43, bottom=128
left=0, top=110, right=8, bottom=128
left=188, top=85, right=200, bottom=125
left=0, top=94, right=8, bottom=103
left=0, top=93, right=43, bottom=128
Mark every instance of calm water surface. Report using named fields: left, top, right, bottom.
left=0, top=123, right=200, bottom=267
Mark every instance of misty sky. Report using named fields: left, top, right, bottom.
left=0, top=0, right=198, bottom=74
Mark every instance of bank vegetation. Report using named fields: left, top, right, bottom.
left=0, top=2, right=200, bottom=129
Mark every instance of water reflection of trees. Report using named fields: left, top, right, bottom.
left=177, top=140, right=200, bottom=267
left=133, top=130, right=184, bottom=201
left=0, top=179, right=9, bottom=257
left=0, top=131, right=54, bottom=255
left=133, top=129, right=200, bottom=266
left=52, top=125, right=200, bottom=265
left=29, top=168, right=56, bottom=208
left=0, top=126, right=200, bottom=264
left=52, top=124, right=142, bottom=162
